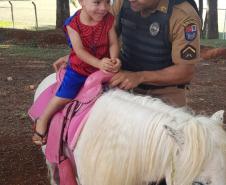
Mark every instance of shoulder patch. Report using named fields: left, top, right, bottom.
left=181, top=45, right=196, bottom=60
left=182, top=18, right=197, bottom=27
left=184, top=23, right=197, bottom=41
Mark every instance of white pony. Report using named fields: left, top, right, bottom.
left=35, top=73, right=226, bottom=185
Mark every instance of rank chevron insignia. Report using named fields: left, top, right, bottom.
left=181, top=45, right=196, bottom=60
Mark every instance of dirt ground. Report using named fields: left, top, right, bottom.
left=0, top=29, right=226, bottom=185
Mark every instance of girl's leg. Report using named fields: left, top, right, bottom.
left=32, top=96, right=71, bottom=144
left=32, top=65, right=87, bottom=145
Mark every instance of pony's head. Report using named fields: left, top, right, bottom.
left=164, top=110, right=226, bottom=185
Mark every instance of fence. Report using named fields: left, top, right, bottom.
left=0, top=0, right=38, bottom=29
left=0, top=2, right=226, bottom=39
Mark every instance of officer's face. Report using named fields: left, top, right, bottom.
left=128, top=0, right=159, bottom=12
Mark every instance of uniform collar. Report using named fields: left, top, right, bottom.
left=140, top=0, right=169, bottom=17
left=152, top=0, right=169, bottom=14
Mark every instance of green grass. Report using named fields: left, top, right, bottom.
left=0, top=21, right=55, bottom=30
left=0, top=21, right=13, bottom=28
left=201, top=32, right=226, bottom=48
left=201, top=39, right=226, bottom=48
left=0, top=44, right=69, bottom=61
left=1, top=37, right=225, bottom=62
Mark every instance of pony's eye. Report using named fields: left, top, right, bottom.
left=192, top=182, right=203, bottom=185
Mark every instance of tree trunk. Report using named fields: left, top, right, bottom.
left=198, top=0, right=203, bottom=20
left=198, top=0, right=203, bottom=37
left=206, top=0, right=219, bottom=39
left=56, top=0, right=70, bottom=29
left=203, top=11, right=208, bottom=38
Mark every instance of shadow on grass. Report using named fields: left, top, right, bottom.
left=0, top=44, right=69, bottom=61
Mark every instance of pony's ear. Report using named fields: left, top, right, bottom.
left=211, top=110, right=224, bottom=124
left=163, top=125, right=184, bottom=147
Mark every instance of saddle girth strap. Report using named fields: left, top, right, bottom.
left=62, top=100, right=83, bottom=141
left=58, top=100, right=81, bottom=161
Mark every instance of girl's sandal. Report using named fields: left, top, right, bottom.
left=32, top=119, right=47, bottom=146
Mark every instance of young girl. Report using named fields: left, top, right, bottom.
left=32, top=0, right=120, bottom=145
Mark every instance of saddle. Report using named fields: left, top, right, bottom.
left=28, top=69, right=113, bottom=185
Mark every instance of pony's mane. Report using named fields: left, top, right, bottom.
left=76, top=89, right=226, bottom=185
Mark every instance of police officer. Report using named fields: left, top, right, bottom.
left=110, top=0, right=201, bottom=107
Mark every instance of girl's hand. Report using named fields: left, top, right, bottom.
left=111, top=58, right=121, bottom=73
left=53, top=56, right=68, bottom=72
left=98, top=58, right=114, bottom=72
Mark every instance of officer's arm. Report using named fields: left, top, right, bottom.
left=137, top=63, right=194, bottom=86
left=110, top=63, right=194, bottom=90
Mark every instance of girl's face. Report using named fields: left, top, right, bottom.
left=81, top=0, right=111, bottom=23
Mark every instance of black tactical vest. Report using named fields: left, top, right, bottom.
left=118, top=0, right=199, bottom=72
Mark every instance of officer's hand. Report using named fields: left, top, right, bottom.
left=53, top=56, right=68, bottom=72
left=109, top=71, right=142, bottom=90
